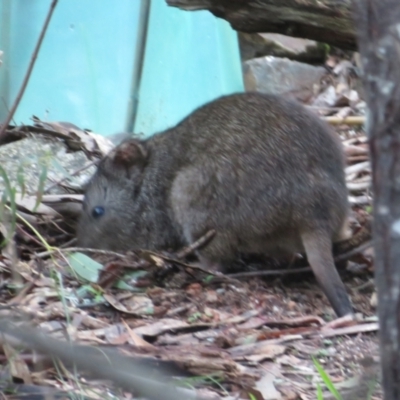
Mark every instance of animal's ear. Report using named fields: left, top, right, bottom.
left=109, top=139, right=148, bottom=169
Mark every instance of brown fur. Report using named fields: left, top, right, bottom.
left=77, top=92, right=353, bottom=317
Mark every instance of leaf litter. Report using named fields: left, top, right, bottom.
left=0, top=75, right=381, bottom=399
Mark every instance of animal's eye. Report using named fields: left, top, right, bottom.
left=91, top=206, right=105, bottom=218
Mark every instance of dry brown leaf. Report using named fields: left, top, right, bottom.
left=14, top=193, right=61, bottom=217
left=133, top=318, right=190, bottom=337
left=122, top=319, right=156, bottom=349
left=104, top=293, right=154, bottom=316
left=255, top=363, right=283, bottom=400
left=244, top=343, right=286, bottom=363
left=3, top=342, right=32, bottom=384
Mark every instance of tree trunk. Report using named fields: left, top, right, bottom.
left=353, top=1, right=400, bottom=399
left=166, top=0, right=356, bottom=50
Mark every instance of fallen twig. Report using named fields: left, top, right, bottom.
left=334, top=240, right=373, bottom=262
left=176, top=229, right=216, bottom=259
left=36, top=247, right=125, bottom=259
left=325, top=116, right=365, bottom=125
left=44, top=160, right=96, bottom=193
left=226, top=267, right=312, bottom=279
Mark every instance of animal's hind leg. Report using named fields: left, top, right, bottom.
left=301, top=230, right=354, bottom=317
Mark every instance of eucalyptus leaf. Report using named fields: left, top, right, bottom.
left=68, top=252, right=103, bottom=283
left=115, top=270, right=148, bottom=291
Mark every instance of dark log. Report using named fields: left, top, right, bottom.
left=353, top=1, right=400, bottom=399
left=166, top=0, right=356, bottom=50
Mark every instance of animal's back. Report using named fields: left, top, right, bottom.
left=169, top=92, right=348, bottom=255
left=171, top=92, right=344, bottom=178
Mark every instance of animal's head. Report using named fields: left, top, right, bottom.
left=77, top=139, right=150, bottom=251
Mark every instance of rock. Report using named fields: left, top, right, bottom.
left=243, top=57, right=328, bottom=103
left=239, top=33, right=327, bottom=63
left=0, top=136, right=97, bottom=195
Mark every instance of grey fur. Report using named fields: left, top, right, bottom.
left=77, top=92, right=353, bottom=317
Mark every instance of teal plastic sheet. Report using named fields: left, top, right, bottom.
left=0, top=0, right=243, bottom=136
left=133, top=0, right=244, bottom=136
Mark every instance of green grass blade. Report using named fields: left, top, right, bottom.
left=366, top=377, right=377, bottom=400
left=316, top=382, right=324, bottom=400
left=34, top=163, right=48, bottom=212
left=17, top=165, right=26, bottom=198
left=0, top=166, right=17, bottom=245
left=313, top=357, right=342, bottom=400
